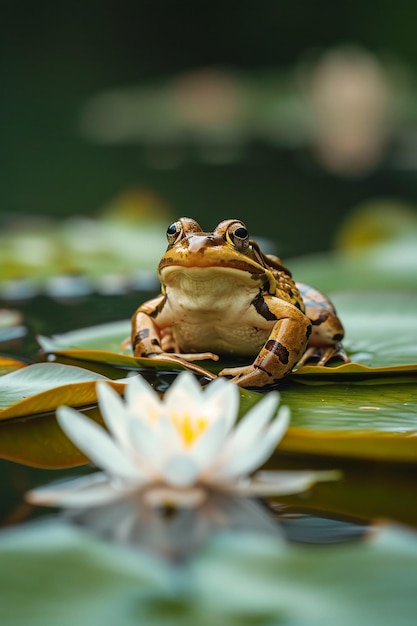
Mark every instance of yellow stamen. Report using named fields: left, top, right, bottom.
left=170, top=413, right=208, bottom=447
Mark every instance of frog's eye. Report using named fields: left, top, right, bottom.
left=166, top=221, right=183, bottom=245
left=226, top=222, right=250, bottom=249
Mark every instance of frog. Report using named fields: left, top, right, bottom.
left=130, top=217, right=349, bottom=388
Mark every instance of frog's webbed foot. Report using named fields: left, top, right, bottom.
left=297, top=344, right=350, bottom=367
left=218, top=365, right=274, bottom=389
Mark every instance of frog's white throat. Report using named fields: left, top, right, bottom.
left=160, top=266, right=262, bottom=310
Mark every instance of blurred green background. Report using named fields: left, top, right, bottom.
left=2, top=0, right=417, bottom=257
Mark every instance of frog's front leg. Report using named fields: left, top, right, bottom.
left=131, top=295, right=167, bottom=357
left=131, top=296, right=219, bottom=363
left=220, top=299, right=312, bottom=388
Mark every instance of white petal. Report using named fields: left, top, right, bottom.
left=161, top=455, right=200, bottom=487
left=129, top=418, right=169, bottom=473
left=202, top=378, right=240, bottom=431
left=235, top=469, right=341, bottom=496
left=202, top=375, right=230, bottom=399
left=164, top=371, right=203, bottom=409
left=215, top=392, right=281, bottom=468
left=124, top=374, right=162, bottom=421
left=213, top=405, right=290, bottom=479
left=56, top=406, right=142, bottom=481
left=153, top=414, right=184, bottom=455
left=190, top=417, right=229, bottom=471
left=26, top=473, right=128, bottom=508
left=96, top=382, right=130, bottom=447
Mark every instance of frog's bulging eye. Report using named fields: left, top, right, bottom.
left=166, top=221, right=183, bottom=245
left=226, top=222, right=250, bottom=249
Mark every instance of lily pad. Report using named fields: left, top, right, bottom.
left=289, top=233, right=417, bottom=293
left=278, top=381, right=417, bottom=462
left=0, top=363, right=117, bottom=414
left=0, top=356, right=28, bottom=376
left=38, top=320, right=131, bottom=352
left=1, top=520, right=417, bottom=626
left=0, top=363, right=126, bottom=467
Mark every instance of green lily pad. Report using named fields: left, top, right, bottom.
left=289, top=234, right=417, bottom=293
left=0, top=363, right=114, bottom=414
left=0, top=363, right=127, bottom=467
left=278, top=381, right=417, bottom=462
left=38, top=332, right=217, bottom=380
left=0, top=356, right=28, bottom=377
left=1, top=520, right=417, bottom=626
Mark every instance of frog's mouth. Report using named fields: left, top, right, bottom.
left=160, top=264, right=276, bottom=295
left=160, top=265, right=265, bottom=289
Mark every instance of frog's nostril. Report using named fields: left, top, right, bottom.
left=187, top=235, right=217, bottom=252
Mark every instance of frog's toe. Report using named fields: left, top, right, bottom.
left=298, top=344, right=350, bottom=367
left=219, top=365, right=252, bottom=379
left=297, top=346, right=321, bottom=367
left=219, top=365, right=275, bottom=388
left=317, top=344, right=350, bottom=366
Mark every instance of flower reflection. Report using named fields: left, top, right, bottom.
left=27, top=371, right=338, bottom=554
left=62, top=489, right=283, bottom=560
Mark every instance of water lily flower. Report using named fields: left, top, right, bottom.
left=27, top=372, right=335, bottom=509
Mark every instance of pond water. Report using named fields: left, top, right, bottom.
left=1, top=289, right=417, bottom=538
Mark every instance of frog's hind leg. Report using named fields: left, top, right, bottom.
left=296, top=282, right=349, bottom=366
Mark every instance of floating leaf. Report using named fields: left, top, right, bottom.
left=0, top=307, right=27, bottom=344
left=38, top=331, right=217, bottom=380
left=1, top=520, right=417, bottom=626
left=0, top=364, right=126, bottom=467
left=38, top=320, right=131, bottom=352
left=0, top=356, right=28, bottom=376
left=331, top=291, right=417, bottom=367
left=289, top=236, right=417, bottom=293
left=0, top=363, right=114, bottom=414
left=277, top=380, right=417, bottom=462
left=192, top=525, right=417, bottom=626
